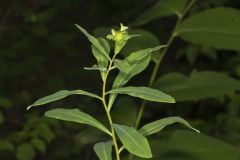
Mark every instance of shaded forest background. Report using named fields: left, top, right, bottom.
left=0, top=0, right=240, bottom=160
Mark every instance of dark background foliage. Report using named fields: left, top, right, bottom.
left=0, top=0, right=240, bottom=160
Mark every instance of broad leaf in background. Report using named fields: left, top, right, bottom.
left=108, top=86, right=175, bottom=103
left=94, top=141, right=113, bottom=160
left=108, top=46, right=164, bottom=109
left=45, top=108, right=111, bottom=136
left=137, top=130, right=240, bottom=160
left=113, top=124, right=152, bottom=158
left=27, top=90, right=101, bottom=110
left=121, top=30, right=160, bottom=59
left=178, top=7, right=240, bottom=51
left=134, top=0, right=188, bottom=26
left=139, top=117, right=199, bottom=136
left=75, top=24, right=110, bottom=60
left=112, top=97, right=138, bottom=126
left=92, top=38, right=110, bottom=81
left=154, top=71, right=240, bottom=101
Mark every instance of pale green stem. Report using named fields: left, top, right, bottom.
left=102, top=53, right=120, bottom=160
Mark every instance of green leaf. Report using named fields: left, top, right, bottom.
left=45, top=108, right=111, bottom=136
left=108, top=46, right=164, bottom=109
left=113, top=124, right=152, bottom=158
left=126, top=46, right=166, bottom=62
left=178, top=7, right=240, bottom=51
left=108, top=86, right=175, bottom=103
left=27, top=90, right=101, bottom=110
left=30, top=138, right=46, bottom=154
left=16, top=143, right=36, bottom=160
left=154, top=71, right=240, bottom=101
left=114, top=59, right=131, bottom=74
left=139, top=117, right=199, bottom=136
left=145, top=130, right=240, bottom=160
left=94, top=141, right=113, bottom=160
left=75, top=24, right=110, bottom=60
left=92, top=38, right=110, bottom=81
left=134, top=0, right=188, bottom=25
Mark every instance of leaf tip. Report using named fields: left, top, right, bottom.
left=26, top=105, right=32, bottom=111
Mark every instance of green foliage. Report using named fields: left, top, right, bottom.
left=134, top=0, right=188, bottom=25
left=28, top=24, right=197, bottom=160
left=143, top=130, right=240, bottom=160
left=45, top=108, right=111, bottom=135
left=108, top=86, right=175, bottom=103
left=139, top=117, right=199, bottom=136
left=154, top=71, right=240, bottom=101
left=113, top=124, right=152, bottom=158
left=28, top=90, right=101, bottom=110
left=0, top=0, right=236, bottom=159
left=178, top=7, right=240, bottom=51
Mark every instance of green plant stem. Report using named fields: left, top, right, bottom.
left=102, top=53, right=120, bottom=160
left=134, top=0, right=196, bottom=130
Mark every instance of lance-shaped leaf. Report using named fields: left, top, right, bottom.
left=75, top=24, right=110, bottom=60
left=113, top=124, right=152, bottom=158
left=45, top=108, right=111, bottom=136
left=27, top=90, right=101, bottom=110
left=178, top=7, right=240, bottom=51
left=107, top=86, right=175, bottom=103
left=108, top=46, right=163, bottom=109
left=94, top=141, right=113, bottom=160
left=114, top=59, right=131, bottom=74
left=139, top=117, right=199, bottom=136
left=92, top=38, right=110, bottom=81
left=134, top=0, right=188, bottom=26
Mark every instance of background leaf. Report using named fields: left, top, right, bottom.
left=137, top=130, right=240, bottom=160
left=178, top=7, right=240, bottom=51
left=154, top=71, right=240, bottom=101
left=113, top=124, right=152, bottom=158
left=45, top=108, right=111, bottom=135
left=134, top=0, right=188, bottom=25
left=16, top=143, right=35, bottom=160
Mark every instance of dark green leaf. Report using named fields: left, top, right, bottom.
left=139, top=117, right=199, bottom=136
left=134, top=0, right=188, bottom=25
left=45, top=108, right=111, bottom=136
left=144, top=130, right=240, bottom=160
left=94, top=141, right=113, bottom=160
left=154, top=71, right=240, bottom=101
left=178, top=7, right=240, bottom=51
left=113, top=124, right=152, bottom=158
left=108, top=86, right=175, bottom=103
